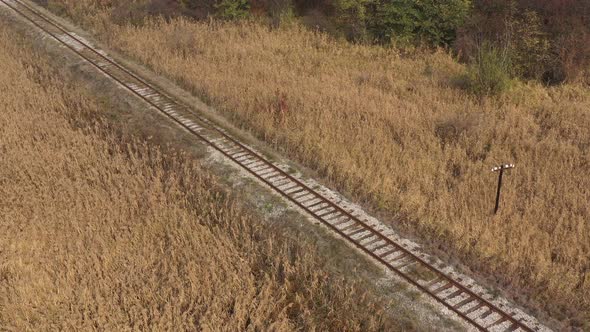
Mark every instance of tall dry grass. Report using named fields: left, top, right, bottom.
left=33, top=0, right=590, bottom=327
left=0, top=23, right=407, bottom=331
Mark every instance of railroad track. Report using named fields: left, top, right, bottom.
left=1, top=1, right=544, bottom=331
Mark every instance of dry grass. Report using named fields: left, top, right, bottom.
left=0, top=23, right=408, bottom=331
left=32, top=0, right=590, bottom=327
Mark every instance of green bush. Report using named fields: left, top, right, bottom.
left=368, top=0, right=472, bottom=46
left=306, top=0, right=471, bottom=45
left=511, top=10, right=551, bottom=81
left=215, top=0, right=250, bottom=20
left=332, top=0, right=370, bottom=41
left=367, top=0, right=417, bottom=46
left=265, top=0, right=296, bottom=29
left=466, top=42, right=513, bottom=96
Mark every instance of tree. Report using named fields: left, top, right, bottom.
left=214, top=0, right=250, bottom=19
left=333, top=0, right=370, bottom=41
left=368, top=0, right=472, bottom=46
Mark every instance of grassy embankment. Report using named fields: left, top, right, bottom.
left=34, top=0, right=590, bottom=327
left=0, top=21, right=410, bottom=330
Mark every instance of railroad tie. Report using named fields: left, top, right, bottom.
left=347, top=226, right=368, bottom=237
left=486, top=316, right=508, bottom=329
left=444, top=289, right=463, bottom=300
left=232, top=152, right=250, bottom=159
left=273, top=178, right=292, bottom=187
left=504, top=322, right=520, bottom=332
left=479, top=308, right=494, bottom=320
left=253, top=167, right=272, bottom=175
left=424, top=277, right=442, bottom=289
left=306, top=200, right=326, bottom=210
left=395, top=258, right=417, bottom=269
left=298, top=194, right=321, bottom=209
left=317, top=208, right=336, bottom=218
left=298, top=196, right=318, bottom=205
left=340, top=223, right=360, bottom=233
left=283, top=186, right=303, bottom=194
left=289, top=189, right=309, bottom=198
left=363, top=237, right=383, bottom=248
left=463, top=302, right=486, bottom=315
left=379, top=247, right=399, bottom=258
left=278, top=182, right=298, bottom=191
left=453, top=296, right=474, bottom=309
left=371, top=242, right=391, bottom=252
left=267, top=174, right=285, bottom=181
left=241, top=159, right=258, bottom=166
left=331, top=217, right=350, bottom=227
left=356, top=232, right=375, bottom=243
left=431, top=282, right=453, bottom=295
left=259, top=169, right=277, bottom=177
left=247, top=162, right=264, bottom=170
left=390, top=252, right=407, bottom=262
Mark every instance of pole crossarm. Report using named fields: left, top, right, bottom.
left=491, top=164, right=515, bottom=172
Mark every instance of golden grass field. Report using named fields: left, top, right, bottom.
left=0, top=22, right=411, bottom=330
left=36, top=0, right=590, bottom=326
left=25, top=0, right=590, bottom=327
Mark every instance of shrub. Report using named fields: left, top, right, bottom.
left=295, top=0, right=473, bottom=46
left=214, top=0, right=250, bottom=20
left=510, top=10, right=551, bottom=80
left=303, top=0, right=474, bottom=45
left=466, top=42, right=513, bottom=95
left=366, top=0, right=417, bottom=46
left=368, top=0, right=472, bottom=46
left=332, top=0, right=369, bottom=41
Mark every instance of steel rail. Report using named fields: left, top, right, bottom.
left=1, top=1, right=539, bottom=331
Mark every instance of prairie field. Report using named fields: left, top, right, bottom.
left=0, top=22, right=410, bottom=330
left=28, top=0, right=590, bottom=327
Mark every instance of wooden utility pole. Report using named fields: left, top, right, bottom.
left=491, top=164, right=515, bottom=214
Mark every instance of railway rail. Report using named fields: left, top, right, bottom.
left=1, top=1, right=545, bottom=330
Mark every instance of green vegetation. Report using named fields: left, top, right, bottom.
left=465, top=42, right=513, bottom=96
left=367, top=0, right=471, bottom=46
left=319, top=0, right=472, bottom=45
left=510, top=10, right=551, bottom=81
left=214, top=0, right=250, bottom=20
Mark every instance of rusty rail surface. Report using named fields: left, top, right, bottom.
left=1, top=1, right=541, bottom=330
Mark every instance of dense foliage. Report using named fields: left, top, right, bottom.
left=214, top=0, right=250, bottom=19
left=367, top=0, right=471, bottom=46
